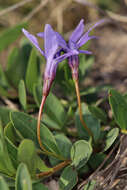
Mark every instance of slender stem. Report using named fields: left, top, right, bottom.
left=37, top=95, right=49, bottom=153
left=36, top=160, right=71, bottom=178
left=37, top=95, right=66, bottom=160
left=74, top=79, right=94, bottom=140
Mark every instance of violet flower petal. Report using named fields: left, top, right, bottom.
left=37, top=32, right=44, bottom=38
left=55, top=51, right=79, bottom=63
left=69, top=19, right=84, bottom=43
left=55, top=32, right=69, bottom=50
left=77, top=19, right=104, bottom=48
left=22, top=28, right=45, bottom=57
left=77, top=35, right=98, bottom=48
left=44, top=24, right=58, bottom=58
left=79, top=50, right=92, bottom=54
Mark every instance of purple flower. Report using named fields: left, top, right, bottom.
left=22, top=24, right=75, bottom=96
left=55, top=19, right=104, bottom=80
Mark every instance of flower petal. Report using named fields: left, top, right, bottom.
left=69, top=19, right=84, bottom=43
left=79, top=50, right=92, bottom=54
left=77, top=35, right=98, bottom=48
left=77, top=19, right=104, bottom=48
left=44, top=24, right=58, bottom=58
left=22, top=28, right=45, bottom=56
left=55, top=32, right=68, bottom=50
left=37, top=32, right=44, bottom=38
left=55, top=51, right=79, bottom=63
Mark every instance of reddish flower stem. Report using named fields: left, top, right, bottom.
left=37, top=95, right=49, bottom=153
left=37, top=95, right=66, bottom=160
left=74, top=79, right=94, bottom=140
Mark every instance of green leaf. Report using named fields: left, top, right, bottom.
left=0, top=107, right=11, bottom=126
left=109, top=89, right=127, bottom=130
left=5, top=42, right=32, bottom=88
left=10, top=111, right=60, bottom=155
left=43, top=114, right=63, bottom=130
left=49, top=134, right=72, bottom=166
left=15, top=163, right=32, bottom=190
left=0, top=64, right=9, bottom=88
left=4, top=121, right=21, bottom=146
left=0, top=22, right=27, bottom=51
left=4, top=122, right=15, bottom=144
left=79, top=56, right=94, bottom=79
left=0, top=125, right=15, bottom=176
left=33, top=183, right=49, bottom=190
left=4, top=122, right=18, bottom=168
left=17, top=139, right=36, bottom=176
left=89, top=105, right=107, bottom=123
left=88, top=153, right=106, bottom=170
left=103, top=128, right=119, bottom=152
left=25, top=48, right=39, bottom=94
left=55, top=134, right=72, bottom=159
left=18, top=80, right=27, bottom=110
left=0, top=86, right=11, bottom=98
left=35, top=155, right=53, bottom=172
left=75, top=103, right=100, bottom=142
left=33, top=83, right=42, bottom=107
left=59, top=166, right=78, bottom=190
left=84, top=180, right=96, bottom=190
left=45, top=93, right=67, bottom=127
left=7, top=47, right=19, bottom=70
left=5, top=137, right=18, bottom=169
left=0, top=176, right=9, bottom=190
left=33, top=84, right=66, bottom=129
left=71, top=140, right=92, bottom=169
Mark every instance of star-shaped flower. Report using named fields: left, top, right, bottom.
left=22, top=24, right=76, bottom=96
left=43, top=19, right=103, bottom=80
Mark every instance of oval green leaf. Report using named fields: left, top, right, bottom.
left=59, top=166, right=78, bottom=190
left=103, top=128, right=119, bottom=152
left=15, top=163, right=32, bottom=190
left=0, top=176, right=9, bottom=190
left=71, top=140, right=92, bottom=169
left=109, top=89, right=127, bottom=130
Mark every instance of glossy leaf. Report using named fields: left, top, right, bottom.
left=59, top=166, right=78, bottom=190
left=15, top=163, right=32, bottom=190
left=0, top=22, right=27, bottom=51
left=17, top=139, right=36, bottom=175
left=0, top=176, right=9, bottom=190
left=71, top=140, right=92, bottom=169
left=103, top=128, right=119, bottom=152
left=109, top=89, right=127, bottom=130
left=18, top=80, right=27, bottom=110
left=10, top=111, right=60, bottom=155
left=25, top=48, right=39, bottom=94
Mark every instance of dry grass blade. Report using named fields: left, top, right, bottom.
left=106, top=11, right=127, bottom=23
left=23, top=0, right=51, bottom=22
left=0, top=0, right=33, bottom=17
